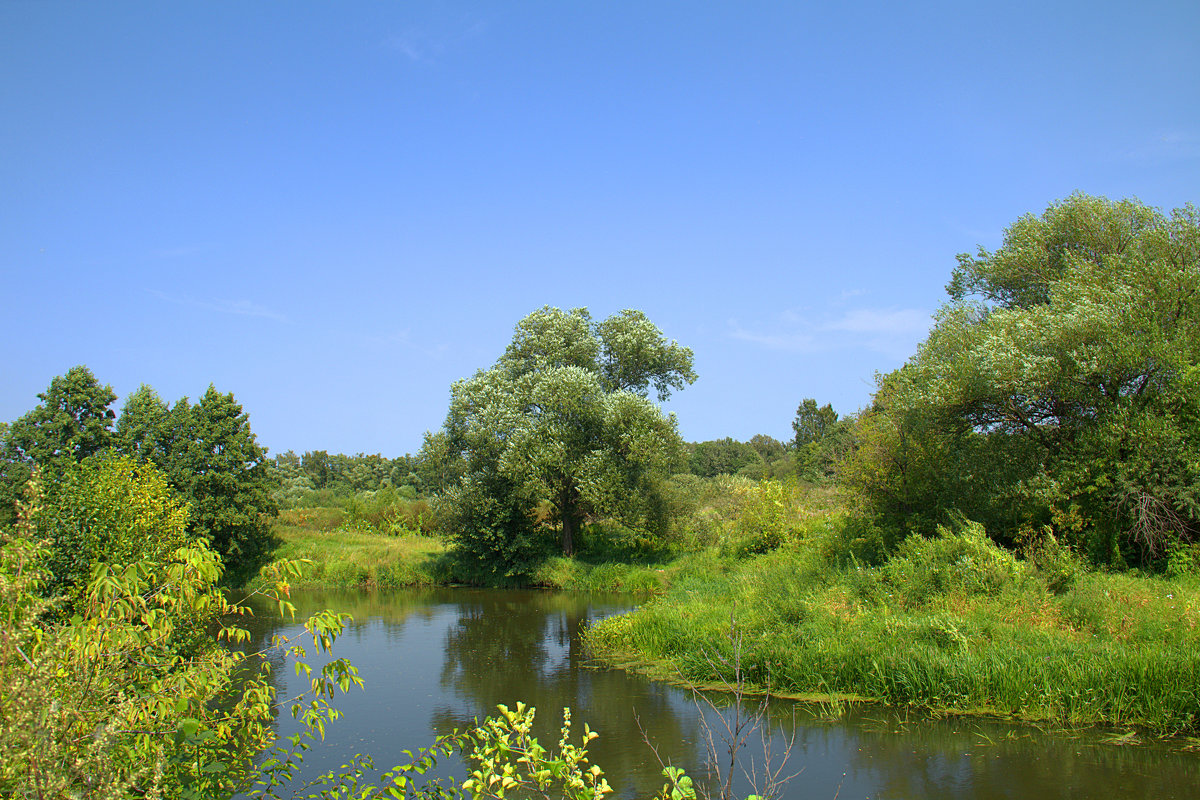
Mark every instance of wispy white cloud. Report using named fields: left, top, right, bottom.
left=384, top=15, right=487, bottom=64
left=1121, top=130, right=1198, bottom=162
left=362, top=328, right=450, bottom=359
left=730, top=303, right=932, bottom=359
left=148, top=289, right=288, bottom=323
left=729, top=322, right=818, bottom=352
left=385, top=31, right=428, bottom=62
left=822, top=308, right=929, bottom=335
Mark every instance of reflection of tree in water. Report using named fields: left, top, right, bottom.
left=432, top=591, right=709, bottom=799
left=839, top=708, right=1200, bottom=800
left=225, top=589, right=443, bottom=742
left=220, top=589, right=1200, bottom=800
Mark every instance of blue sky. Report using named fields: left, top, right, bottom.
left=3, top=1, right=1198, bottom=457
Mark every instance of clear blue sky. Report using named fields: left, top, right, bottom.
left=3, top=1, right=1198, bottom=457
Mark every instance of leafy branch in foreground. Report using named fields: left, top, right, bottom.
left=1, top=475, right=719, bottom=800
left=0, top=473, right=360, bottom=799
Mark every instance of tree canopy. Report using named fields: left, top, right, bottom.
left=436, top=307, right=695, bottom=572
left=843, top=193, right=1200, bottom=565
left=118, top=385, right=279, bottom=582
left=0, top=366, right=116, bottom=526
left=687, top=438, right=763, bottom=478
left=2, top=370, right=278, bottom=583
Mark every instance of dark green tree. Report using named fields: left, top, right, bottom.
left=114, top=384, right=171, bottom=462
left=792, top=399, right=838, bottom=449
left=747, top=434, right=787, bottom=463
left=116, top=385, right=279, bottom=581
left=687, top=438, right=764, bottom=478
left=0, top=366, right=116, bottom=526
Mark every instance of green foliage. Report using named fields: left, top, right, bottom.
left=271, top=449, right=418, bottom=502
left=0, top=477, right=362, bottom=799
left=1165, top=541, right=1200, bottom=578
left=4, top=371, right=280, bottom=584
left=869, top=520, right=1024, bottom=603
left=687, top=438, right=764, bottom=478
left=439, top=307, right=695, bottom=569
left=791, top=398, right=837, bottom=449
left=746, top=434, right=786, bottom=463
left=35, top=454, right=190, bottom=608
left=458, top=703, right=613, bottom=800
left=723, top=479, right=802, bottom=557
left=586, top=515, right=1200, bottom=733
left=343, top=487, right=435, bottom=535
left=1023, top=533, right=1087, bottom=593
left=843, top=194, right=1200, bottom=564
left=436, top=470, right=548, bottom=582
left=119, top=385, right=279, bottom=584
left=0, top=366, right=116, bottom=526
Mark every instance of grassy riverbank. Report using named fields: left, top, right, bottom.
left=584, top=519, right=1200, bottom=734
left=271, top=509, right=683, bottom=592
left=272, top=502, right=1200, bottom=734
left=272, top=511, right=450, bottom=587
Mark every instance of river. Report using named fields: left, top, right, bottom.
left=236, top=587, right=1200, bottom=799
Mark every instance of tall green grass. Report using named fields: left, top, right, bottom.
left=272, top=522, right=451, bottom=588
left=585, top=520, right=1200, bottom=733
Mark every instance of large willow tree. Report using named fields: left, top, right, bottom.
left=436, top=307, right=695, bottom=574
left=844, top=194, right=1200, bottom=565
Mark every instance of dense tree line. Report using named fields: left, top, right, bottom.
left=683, top=405, right=851, bottom=483
left=270, top=449, right=421, bottom=506
left=0, top=368, right=277, bottom=584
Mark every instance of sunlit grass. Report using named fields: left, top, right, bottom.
left=273, top=522, right=449, bottom=588
left=585, top=522, right=1200, bottom=734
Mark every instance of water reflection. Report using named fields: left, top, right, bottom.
left=237, top=589, right=1200, bottom=800
left=430, top=590, right=704, bottom=797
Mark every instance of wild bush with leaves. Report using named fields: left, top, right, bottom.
left=0, top=477, right=361, bottom=799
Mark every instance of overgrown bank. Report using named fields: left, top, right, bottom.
left=585, top=518, right=1200, bottom=734
left=271, top=508, right=684, bottom=593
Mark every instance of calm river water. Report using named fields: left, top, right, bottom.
left=238, top=588, right=1200, bottom=799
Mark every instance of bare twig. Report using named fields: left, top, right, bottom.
left=642, top=614, right=800, bottom=800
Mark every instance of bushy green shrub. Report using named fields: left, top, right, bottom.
left=811, top=512, right=897, bottom=568
left=716, top=478, right=811, bottom=558
left=1164, top=541, right=1200, bottom=578
left=1024, top=533, right=1087, bottom=593
left=869, top=520, right=1024, bottom=604
left=35, top=454, right=190, bottom=608
left=344, top=487, right=436, bottom=535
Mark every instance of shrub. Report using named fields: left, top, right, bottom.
left=1025, top=532, right=1087, bottom=593
left=35, top=454, right=190, bottom=608
left=722, top=478, right=804, bottom=558
left=870, top=519, right=1024, bottom=604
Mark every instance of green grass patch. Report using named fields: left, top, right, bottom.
left=530, top=555, right=692, bottom=595
left=585, top=521, right=1200, bottom=734
left=272, top=523, right=450, bottom=588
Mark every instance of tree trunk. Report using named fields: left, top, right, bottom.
left=559, top=484, right=580, bottom=557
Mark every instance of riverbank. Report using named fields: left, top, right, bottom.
left=272, top=508, right=1200, bottom=733
left=272, top=513, right=682, bottom=593
left=584, top=521, right=1200, bottom=734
